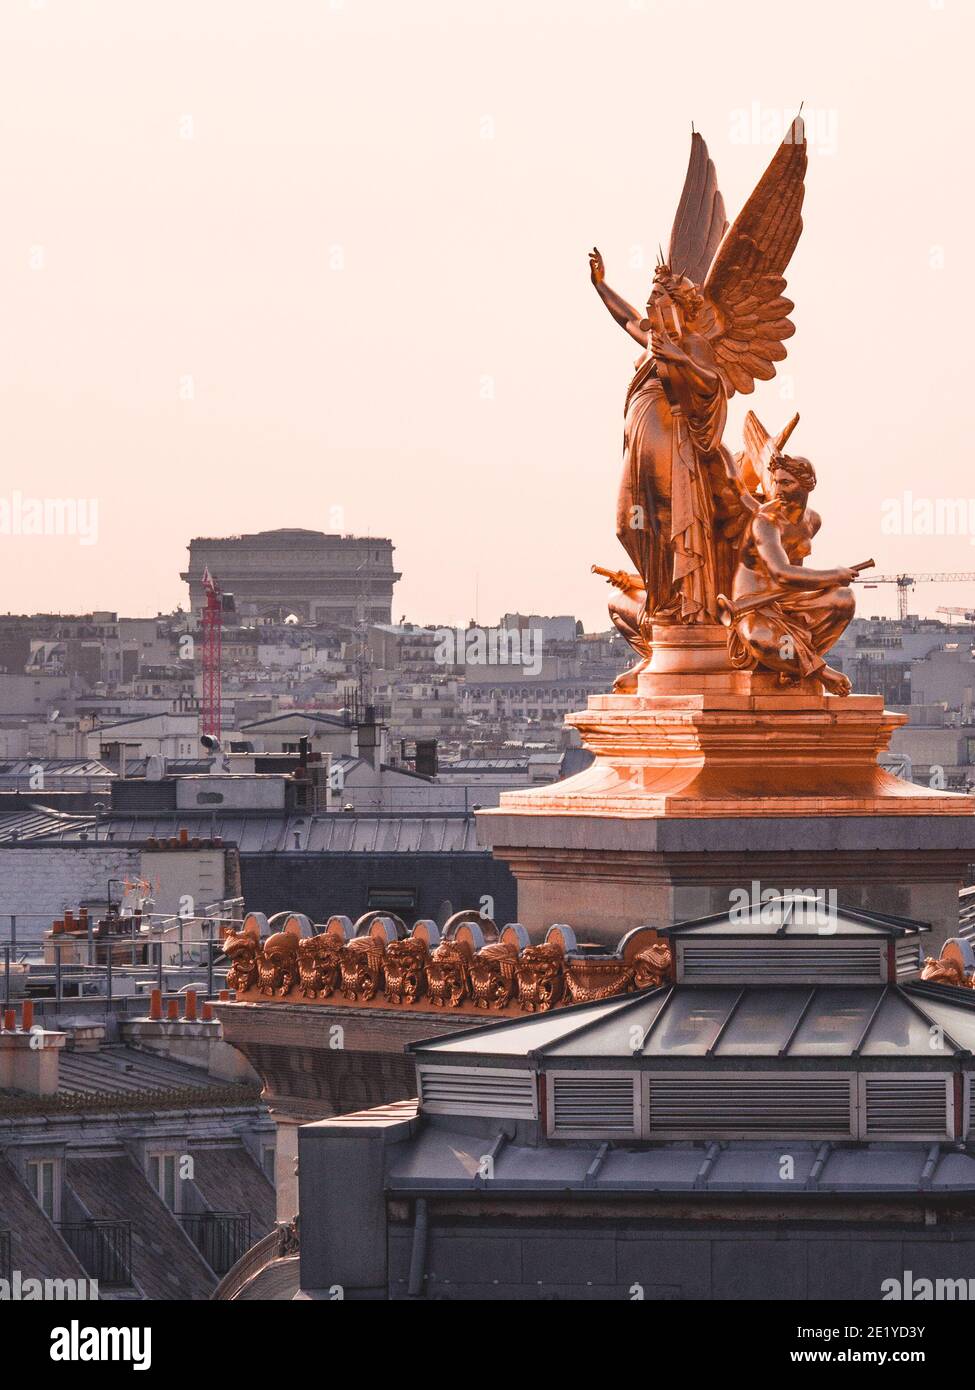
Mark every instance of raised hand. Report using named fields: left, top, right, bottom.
left=589, top=247, right=605, bottom=287
left=650, top=327, right=685, bottom=363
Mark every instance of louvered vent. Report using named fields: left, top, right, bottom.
left=678, top=941, right=886, bottom=984
left=417, top=1065, right=537, bottom=1119
left=646, top=1074, right=853, bottom=1137
left=549, top=1073, right=639, bottom=1138
left=861, top=1076, right=950, bottom=1138
left=968, top=1075, right=975, bottom=1138
left=895, top=942, right=923, bottom=978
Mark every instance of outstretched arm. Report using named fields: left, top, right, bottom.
left=589, top=248, right=649, bottom=347
left=753, top=516, right=854, bottom=589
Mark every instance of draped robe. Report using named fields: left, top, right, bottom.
left=617, top=345, right=727, bottom=624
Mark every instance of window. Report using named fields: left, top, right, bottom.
left=148, top=1152, right=181, bottom=1211
left=26, top=1158, right=59, bottom=1220
left=262, top=1146, right=276, bottom=1183
left=367, top=887, right=416, bottom=911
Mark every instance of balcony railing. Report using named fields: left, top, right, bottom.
left=180, top=1212, right=251, bottom=1277
left=58, top=1219, right=132, bottom=1286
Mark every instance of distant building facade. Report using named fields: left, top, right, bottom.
left=182, top=530, right=400, bottom=626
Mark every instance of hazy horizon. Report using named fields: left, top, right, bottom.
left=1, top=0, right=973, bottom=629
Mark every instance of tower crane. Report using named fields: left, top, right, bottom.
left=854, top=572, right=975, bottom=621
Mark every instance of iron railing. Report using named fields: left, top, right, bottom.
left=58, top=1219, right=132, bottom=1286
left=180, top=1212, right=251, bottom=1277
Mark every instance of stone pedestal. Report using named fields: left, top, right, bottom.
left=477, top=671, right=975, bottom=948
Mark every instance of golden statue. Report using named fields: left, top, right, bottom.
left=597, top=410, right=869, bottom=694
left=717, top=412, right=868, bottom=695
left=591, top=115, right=868, bottom=694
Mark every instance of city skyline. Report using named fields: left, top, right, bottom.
left=0, top=0, right=972, bottom=628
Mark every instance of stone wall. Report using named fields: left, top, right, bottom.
left=0, top=845, right=141, bottom=939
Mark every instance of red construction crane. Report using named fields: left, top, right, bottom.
left=854, top=571, right=975, bottom=621
left=200, top=568, right=234, bottom=741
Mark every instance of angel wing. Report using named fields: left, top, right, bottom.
left=713, top=411, right=800, bottom=544
left=740, top=410, right=800, bottom=496
left=702, top=115, right=807, bottom=397
left=667, top=130, right=728, bottom=287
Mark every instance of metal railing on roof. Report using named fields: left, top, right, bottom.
left=1, top=903, right=245, bottom=1012
left=57, top=1219, right=132, bottom=1287
left=180, top=1212, right=251, bottom=1277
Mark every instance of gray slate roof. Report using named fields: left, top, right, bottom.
left=385, top=1130, right=975, bottom=1195
left=56, top=1045, right=248, bottom=1099
left=0, top=809, right=482, bottom=852
left=413, top=982, right=975, bottom=1059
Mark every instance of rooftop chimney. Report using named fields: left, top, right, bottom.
left=415, top=739, right=438, bottom=777
left=355, top=704, right=384, bottom=771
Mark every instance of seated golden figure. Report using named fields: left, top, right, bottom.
left=722, top=452, right=855, bottom=695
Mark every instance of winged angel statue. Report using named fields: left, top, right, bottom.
left=590, top=117, right=860, bottom=694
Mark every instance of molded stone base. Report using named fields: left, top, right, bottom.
left=475, top=672, right=975, bottom=946
left=484, top=673, right=970, bottom=818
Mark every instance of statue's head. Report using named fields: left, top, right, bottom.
left=647, top=263, right=704, bottom=333
left=770, top=454, right=816, bottom=503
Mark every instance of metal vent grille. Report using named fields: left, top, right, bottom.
left=895, top=942, right=923, bottom=978
left=417, top=1065, right=537, bottom=1119
left=678, top=941, right=886, bottom=984
left=861, top=1076, right=950, bottom=1139
left=645, top=1074, right=853, bottom=1137
left=549, top=1073, right=639, bottom=1138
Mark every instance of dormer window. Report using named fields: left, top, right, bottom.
left=25, top=1157, right=60, bottom=1221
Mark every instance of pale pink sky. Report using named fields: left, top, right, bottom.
left=0, top=0, right=973, bottom=628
